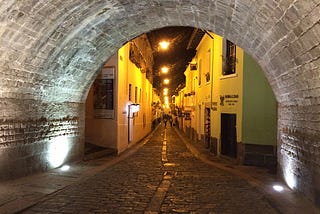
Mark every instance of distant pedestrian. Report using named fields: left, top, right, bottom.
left=169, top=117, right=173, bottom=127
left=164, top=118, right=167, bottom=127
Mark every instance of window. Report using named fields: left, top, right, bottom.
left=135, top=86, right=138, bottom=103
left=223, top=40, right=236, bottom=75
left=129, top=84, right=132, bottom=101
left=93, top=66, right=115, bottom=119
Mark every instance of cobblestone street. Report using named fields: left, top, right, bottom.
left=16, top=125, right=282, bottom=214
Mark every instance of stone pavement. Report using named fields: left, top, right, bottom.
left=0, top=125, right=319, bottom=214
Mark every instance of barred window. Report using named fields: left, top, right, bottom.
left=223, top=40, right=236, bottom=75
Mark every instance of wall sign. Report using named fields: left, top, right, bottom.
left=93, top=66, right=115, bottom=119
left=220, top=94, right=239, bottom=106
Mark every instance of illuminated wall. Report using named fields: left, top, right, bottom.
left=194, top=33, right=244, bottom=148
left=86, top=43, right=153, bottom=154
left=152, top=89, right=162, bottom=122
left=86, top=53, right=118, bottom=150
left=182, top=32, right=276, bottom=163
left=0, top=111, right=84, bottom=180
left=117, top=43, right=153, bottom=152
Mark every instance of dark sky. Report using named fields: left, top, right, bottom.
left=146, top=26, right=203, bottom=95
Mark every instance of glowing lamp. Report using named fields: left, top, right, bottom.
left=273, top=185, right=284, bottom=192
left=47, top=136, right=71, bottom=168
left=161, top=66, right=169, bottom=74
left=60, top=165, right=70, bottom=171
left=163, top=79, right=170, bottom=84
left=130, top=104, right=140, bottom=113
left=159, top=41, right=170, bottom=50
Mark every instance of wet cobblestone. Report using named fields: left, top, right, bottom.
left=20, top=125, right=278, bottom=214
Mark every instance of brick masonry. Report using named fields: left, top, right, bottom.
left=0, top=0, right=319, bottom=207
left=0, top=101, right=85, bottom=180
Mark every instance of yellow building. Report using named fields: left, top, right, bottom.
left=85, top=36, right=154, bottom=154
left=179, top=32, right=277, bottom=167
left=151, top=89, right=162, bottom=128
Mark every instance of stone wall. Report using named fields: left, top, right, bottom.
left=0, top=101, right=85, bottom=180
left=0, top=0, right=319, bottom=206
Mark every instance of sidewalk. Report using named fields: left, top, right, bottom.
left=174, top=127, right=320, bottom=214
left=0, top=134, right=153, bottom=214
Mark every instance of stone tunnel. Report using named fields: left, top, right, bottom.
left=0, top=0, right=319, bottom=207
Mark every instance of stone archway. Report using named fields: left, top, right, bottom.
left=0, top=0, right=319, bottom=206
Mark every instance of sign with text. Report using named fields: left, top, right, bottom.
left=220, top=94, right=239, bottom=106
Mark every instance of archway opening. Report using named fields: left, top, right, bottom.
left=84, top=27, right=278, bottom=173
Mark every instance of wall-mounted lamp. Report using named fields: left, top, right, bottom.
left=130, top=104, right=140, bottom=114
left=128, top=103, right=140, bottom=142
left=190, top=62, right=197, bottom=70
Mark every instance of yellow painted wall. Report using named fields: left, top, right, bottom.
left=196, top=33, right=214, bottom=139
left=210, top=35, right=223, bottom=142
left=86, top=42, right=152, bottom=154
left=152, top=89, right=162, bottom=121
left=117, top=42, right=153, bottom=153
left=181, top=31, right=277, bottom=160
left=219, top=46, right=244, bottom=143
left=182, top=32, right=244, bottom=152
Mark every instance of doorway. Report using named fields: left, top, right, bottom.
left=221, top=113, right=237, bottom=158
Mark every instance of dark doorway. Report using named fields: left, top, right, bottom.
left=221, top=113, right=237, bottom=158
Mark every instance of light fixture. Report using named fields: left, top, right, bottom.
left=47, top=136, right=71, bottom=168
left=60, top=165, right=70, bottom=171
left=273, top=185, right=284, bottom=192
left=130, top=104, right=140, bottom=113
left=190, top=62, right=197, bottom=70
left=159, top=41, right=170, bottom=50
left=163, top=79, right=170, bottom=84
left=161, top=66, right=169, bottom=74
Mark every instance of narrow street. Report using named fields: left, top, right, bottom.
left=17, top=124, right=280, bottom=214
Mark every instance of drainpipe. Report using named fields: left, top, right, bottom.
left=128, top=104, right=131, bottom=142
left=210, top=35, right=214, bottom=110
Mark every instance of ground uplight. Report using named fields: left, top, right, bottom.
left=60, top=165, right=70, bottom=171
left=273, top=185, right=284, bottom=192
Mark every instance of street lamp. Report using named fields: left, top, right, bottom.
left=159, top=41, right=170, bottom=50
left=163, top=79, right=170, bottom=85
left=161, top=66, right=169, bottom=74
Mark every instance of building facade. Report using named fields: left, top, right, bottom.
left=86, top=37, right=154, bottom=154
left=178, top=32, right=277, bottom=167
